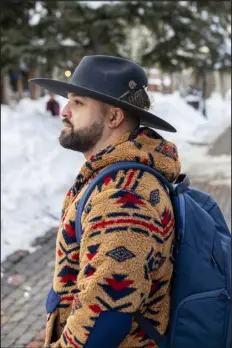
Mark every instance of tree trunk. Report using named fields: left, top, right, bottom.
left=213, top=70, right=222, bottom=96
left=0, top=74, right=11, bottom=105
left=194, top=70, right=202, bottom=90
left=17, top=78, right=23, bottom=99
left=170, top=72, right=176, bottom=93
left=28, top=70, right=41, bottom=100
left=205, top=72, right=214, bottom=99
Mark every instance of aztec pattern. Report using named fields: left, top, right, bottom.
left=44, top=127, right=181, bottom=347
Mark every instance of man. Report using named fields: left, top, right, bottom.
left=30, top=55, right=181, bottom=348
left=46, top=92, right=60, bottom=116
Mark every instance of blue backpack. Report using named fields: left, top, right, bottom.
left=76, top=161, right=231, bottom=348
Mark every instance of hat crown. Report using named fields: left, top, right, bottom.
left=29, top=55, right=176, bottom=132
left=70, top=55, right=148, bottom=98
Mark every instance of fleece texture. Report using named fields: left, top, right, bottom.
left=44, top=127, right=181, bottom=347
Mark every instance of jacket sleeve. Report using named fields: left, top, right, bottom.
left=50, top=187, right=165, bottom=347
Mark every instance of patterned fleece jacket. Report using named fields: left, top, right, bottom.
left=45, top=127, right=181, bottom=348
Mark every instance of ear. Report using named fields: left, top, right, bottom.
left=107, top=107, right=125, bottom=129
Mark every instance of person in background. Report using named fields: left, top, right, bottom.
left=46, top=92, right=60, bottom=116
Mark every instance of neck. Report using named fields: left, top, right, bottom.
left=83, top=128, right=132, bottom=160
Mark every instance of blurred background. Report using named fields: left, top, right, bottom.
left=1, top=2, right=231, bottom=346
left=1, top=0, right=231, bottom=261
left=1, top=1, right=231, bottom=103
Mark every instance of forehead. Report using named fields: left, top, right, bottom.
left=67, top=93, right=105, bottom=110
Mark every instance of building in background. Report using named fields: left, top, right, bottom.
left=148, top=68, right=173, bottom=94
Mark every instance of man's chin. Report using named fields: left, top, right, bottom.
left=58, top=133, right=78, bottom=151
left=59, top=133, right=70, bottom=146
left=59, top=139, right=76, bottom=151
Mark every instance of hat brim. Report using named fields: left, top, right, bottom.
left=29, top=78, right=176, bottom=132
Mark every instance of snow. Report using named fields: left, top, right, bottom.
left=149, top=91, right=207, bottom=143
left=1, top=96, right=82, bottom=261
left=184, top=95, right=200, bottom=102
left=190, top=92, right=231, bottom=144
left=61, top=38, right=77, bottom=47
left=163, top=76, right=172, bottom=87
left=225, top=88, right=231, bottom=102
left=86, top=1, right=119, bottom=8
left=1, top=92, right=231, bottom=261
left=150, top=91, right=231, bottom=177
left=150, top=91, right=231, bottom=144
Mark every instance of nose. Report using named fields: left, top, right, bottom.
left=61, top=103, right=72, bottom=119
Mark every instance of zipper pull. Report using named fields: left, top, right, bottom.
left=220, top=290, right=231, bottom=302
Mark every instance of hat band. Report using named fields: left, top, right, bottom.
left=119, top=85, right=147, bottom=100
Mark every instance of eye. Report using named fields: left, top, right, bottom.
left=74, top=99, right=83, bottom=105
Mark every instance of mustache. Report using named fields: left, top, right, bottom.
left=62, top=119, right=73, bottom=127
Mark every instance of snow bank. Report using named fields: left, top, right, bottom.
left=1, top=96, right=83, bottom=260
left=150, top=91, right=231, bottom=168
left=1, top=92, right=231, bottom=260
left=149, top=91, right=207, bottom=143
left=190, top=92, right=231, bottom=144
left=150, top=91, right=231, bottom=144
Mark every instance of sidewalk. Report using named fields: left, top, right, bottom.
left=1, top=229, right=57, bottom=348
left=1, top=127, right=231, bottom=348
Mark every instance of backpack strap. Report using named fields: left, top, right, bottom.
left=76, top=161, right=177, bottom=242
left=134, top=312, right=168, bottom=348
left=75, top=161, right=188, bottom=348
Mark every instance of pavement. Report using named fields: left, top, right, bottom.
left=1, top=126, right=231, bottom=348
left=1, top=229, right=56, bottom=348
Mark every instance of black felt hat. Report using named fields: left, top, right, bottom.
left=29, top=55, right=176, bottom=132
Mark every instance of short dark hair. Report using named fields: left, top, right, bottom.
left=119, top=88, right=151, bottom=128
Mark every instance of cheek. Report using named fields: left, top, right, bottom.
left=72, top=107, right=97, bottom=129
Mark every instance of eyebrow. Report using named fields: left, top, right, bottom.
left=68, top=93, right=86, bottom=100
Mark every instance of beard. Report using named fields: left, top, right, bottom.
left=59, top=117, right=104, bottom=153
